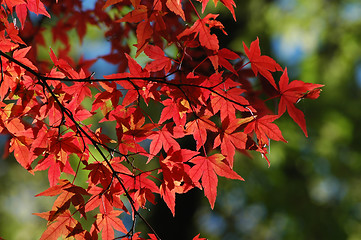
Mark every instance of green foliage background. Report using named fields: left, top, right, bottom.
left=1, top=0, right=361, bottom=239
left=193, top=0, right=361, bottom=239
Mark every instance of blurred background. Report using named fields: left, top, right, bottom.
left=1, top=0, right=361, bottom=239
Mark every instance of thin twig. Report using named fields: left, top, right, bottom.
left=0, top=48, right=255, bottom=240
left=0, top=50, right=162, bottom=240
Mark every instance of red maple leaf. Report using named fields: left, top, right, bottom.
left=218, top=48, right=240, bottom=74
left=148, top=123, right=183, bottom=162
left=35, top=210, right=77, bottom=240
left=121, top=172, right=160, bottom=209
left=0, top=0, right=325, bottom=238
left=35, top=179, right=90, bottom=220
left=189, top=154, right=243, bottom=208
left=278, top=68, right=323, bottom=136
left=144, top=45, right=172, bottom=74
left=217, top=0, right=237, bottom=20
left=244, top=115, right=287, bottom=145
left=3, top=0, right=25, bottom=10
left=193, top=233, right=207, bottom=240
left=64, top=81, right=92, bottom=105
left=91, top=210, right=127, bottom=240
left=177, top=14, right=225, bottom=51
left=211, top=86, right=250, bottom=121
left=214, top=117, right=250, bottom=167
left=9, top=137, right=35, bottom=170
left=13, top=46, right=37, bottom=70
left=166, top=0, right=185, bottom=21
left=136, top=19, right=153, bottom=57
left=159, top=98, right=187, bottom=126
left=160, top=148, right=199, bottom=215
left=38, top=98, right=62, bottom=127
left=85, top=184, right=128, bottom=215
left=30, top=124, right=53, bottom=154
left=208, top=48, right=240, bottom=74
left=186, top=116, right=218, bottom=150
left=243, top=37, right=283, bottom=89
left=35, top=179, right=72, bottom=197
left=197, top=0, right=236, bottom=21
left=92, top=82, right=123, bottom=117
left=34, top=154, right=75, bottom=186
left=0, top=34, right=18, bottom=53
left=49, top=49, right=79, bottom=79
left=117, top=4, right=147, bottom=23
left=33, top=134, right=82, bottom=186
left=15, top=0, right=50, bottom=28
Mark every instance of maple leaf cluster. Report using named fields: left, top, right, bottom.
left=0, top=0, right=323, bottom=239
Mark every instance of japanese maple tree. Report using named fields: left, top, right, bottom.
left=0, top=0, right=323, bottom=239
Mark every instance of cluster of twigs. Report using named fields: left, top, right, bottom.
left=0, top=49, right=255, bottom=239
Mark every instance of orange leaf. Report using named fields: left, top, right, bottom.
left=39, top=210, right=77, bottom=240
left=166, top=0, right=185, bottom=21
left=10, top=138, right=34, bottom=171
